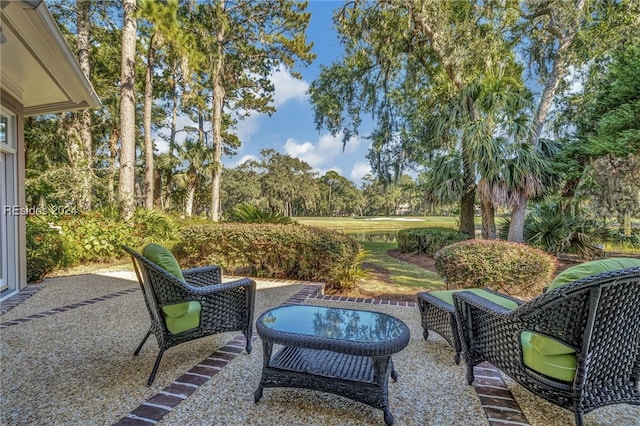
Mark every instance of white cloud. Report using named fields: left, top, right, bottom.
left=235, top=154, right=257, bottom=166
left=283, top=132, right=361, bottom=169
left=233, top=112, right=264, bottom=143
left=350, top=162, right=371, bottom=180
left=271, top=65, right=310, bottom=106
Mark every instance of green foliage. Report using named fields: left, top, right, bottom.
left=50, top=208, right=179, bottom=265
left=57, top=211, right=136, bottom=263
left=26, top=216, right=67, bottom=282
left=397, top=227, right=470, bottom=256
left=499, top=202, right=613, bottom=259
left=173, top=224, right=362, bottom=289
left=132, top=208, right=179, bottom=243
left=224, top=203, right=294, bottom=224
left=609, top=228, right=640, bottom=251
left=434, top=240, right=557, bottom=297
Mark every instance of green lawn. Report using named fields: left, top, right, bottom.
left=360, top=241, right=444, bottom=291
left=295, top=215, right=464, bottom=231
left=297, top=216, right=448, bottom=292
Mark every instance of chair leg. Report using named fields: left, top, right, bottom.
left=134, top=330, right=152, bottom=356
left=466, top=364, right=475, bottom=385
left=243, top=328, right=253, bottom=354
left=147, top=348, right=165, bottom=386
left=574, top=411, right=584, bottom=426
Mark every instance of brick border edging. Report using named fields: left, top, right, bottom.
left=0, top=288, right=139, bottom=327
left=0, top=285, right=43, bottom=315
left=472, top=363, right=530, bottom=425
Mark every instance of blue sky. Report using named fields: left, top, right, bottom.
left=223, top=1, right=374, bottom=184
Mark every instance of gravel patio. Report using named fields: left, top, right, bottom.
left=1, top=271, right=638, bottom=425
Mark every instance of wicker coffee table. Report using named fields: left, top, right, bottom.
left=254, top=305, right=410, bottom=425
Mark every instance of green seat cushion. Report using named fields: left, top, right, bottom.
left=142, top=243, right=189, bottom=319
left=430, top=288, right=520, bottom=310
left=163, top=301, right=201, bottom=334
left=547, top=258, right=640, bottom=292
left=521, top=331, right=577, bottom=382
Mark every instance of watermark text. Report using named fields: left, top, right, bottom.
left=3, top=205, right=79, bottom=216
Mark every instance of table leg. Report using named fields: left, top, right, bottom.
left=390, top=358, right=398, bottom=382
left=372, top=356, right=394, bottom=425
left=254, top=340, right=273, bottom=403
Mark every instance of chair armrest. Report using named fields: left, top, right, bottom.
left=479, top=288, right=525, bottom=306
left=183, top=277, right=256, bottom=296
left=453, top=291, right=518, bottom=317
left=182, top=265, right=222, bottom=287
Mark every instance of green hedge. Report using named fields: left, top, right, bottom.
left=26, top=216, right=67, bottom=282
left=434, top=239, right=557, bottom=297
left=173, top=223, right=363, bottom=289
left=26, top=209, right=180, bottom=281
left=397, top=227, right=470, bottom=256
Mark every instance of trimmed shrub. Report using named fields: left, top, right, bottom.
left=397, top=227, right=470, bottom=256
left=26, top=216, right=67, bottom=282
left=434, top=240, right=557, bottom=297
left=173, top=223, right=363, bottom=289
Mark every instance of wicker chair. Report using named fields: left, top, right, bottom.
left=123, top=245, right=256, bottom=385
left=453, top=266, right=640, bottom=426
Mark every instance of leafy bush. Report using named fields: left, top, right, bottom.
left=173, top=223, right=362, bottom=289
left=133, top=208, right=179, bottom=243
left=608, top=228, right=640, bottom=251
left=54, top=208, right=179, bottom=265
left=499, top=202, right=612, bottom=259
left=397, top=227, right=470, bottom=256
left=56, top=210, right=135, bottom=263
left=224, top=203, right=294, bottom=224
left=26, top=216, right=67, bottom=282
left=434, top=239, right=557, bottom=297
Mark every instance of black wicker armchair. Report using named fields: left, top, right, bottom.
left=453, top=266, right=640, bottom=426
left=123, top=245, right=256, bottom=385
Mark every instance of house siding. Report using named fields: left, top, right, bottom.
left=1, top=89, right=28, bottom=292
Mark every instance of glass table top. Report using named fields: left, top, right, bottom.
left=258, top=305, right=407, bottom=343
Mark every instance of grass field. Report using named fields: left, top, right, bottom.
left=295, top=216, right=461, bottom=231
left=296, top=216, right=448, bottom=297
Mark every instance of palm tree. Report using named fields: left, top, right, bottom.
left=421, top=65, right=536, bottom=239
left=173, top=138, right=213, bottom=217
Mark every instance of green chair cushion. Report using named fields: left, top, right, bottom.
left=521, top=331, right=577, bottom=382
left=547, top=258, right=640, bottom=292
left=163, top=301, right=201, bottom=334
left=142, top=243, right=186, bottom=281
left=430, top=288, right=520, bottom=310
left=142, top=243, right=189, bottom=319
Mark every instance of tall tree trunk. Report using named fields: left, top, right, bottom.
left=210, top=26, right=225, bottom=222
left=507, top=0, right=586, bottom=242
left=480, top=196, right=496, bottom=239
left=143, top=33, right=156, bottom=210
left=163, top=63, right=180, bottom=210
left=459, top=99, right=478, bottom=238
left=413, top=6, right=477, bottom=237
left=76, top=0, right=93, bottom=211
left=185, top=175, right=196, bottom=217
left=119, top=0, right=137, bottom=220
left=107, top=127, right=119, bottom=206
